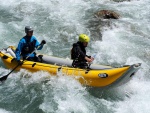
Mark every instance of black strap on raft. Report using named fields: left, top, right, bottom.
left=58, top=67, right=62, bottom=72
left=2, top=55, right=8, bottom=59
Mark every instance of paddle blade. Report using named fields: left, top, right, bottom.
left=0, top=75, right=8, bottom=82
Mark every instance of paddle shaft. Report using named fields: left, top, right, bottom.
left=0, top=44, right=43, bottom=82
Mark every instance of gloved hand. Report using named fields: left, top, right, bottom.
left=13, top=58, right=23, bottom=65
left=41, top=40, right=46, bottom=45
left=17, top=60, right=23, bottom=65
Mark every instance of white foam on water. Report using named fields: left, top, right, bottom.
left=39, top=72, right=94, bottom=113
left=0, top=109, right=11, bottom=113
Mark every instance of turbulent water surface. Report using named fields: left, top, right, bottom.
left=0, top=0, right=150, bottom=113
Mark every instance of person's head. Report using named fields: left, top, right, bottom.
left=25, top=26, right=33, bottom=36
left=79, top=34, right=90, bottom=47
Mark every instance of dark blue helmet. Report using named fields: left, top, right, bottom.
left=25, top=26, right=33, bottom=33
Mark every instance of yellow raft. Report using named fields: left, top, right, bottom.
left=0, top=46, right=141, bottom=88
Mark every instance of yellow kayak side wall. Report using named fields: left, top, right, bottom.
left=0, top=53, right=130, bottom=87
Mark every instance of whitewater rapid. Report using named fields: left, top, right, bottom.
left=0, top=0, right=150, bottom=113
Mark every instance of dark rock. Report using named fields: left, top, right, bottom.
left=95, top=10, right=120, bottom=19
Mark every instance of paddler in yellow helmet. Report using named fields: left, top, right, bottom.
left=71, top=34, right=94, bottom=68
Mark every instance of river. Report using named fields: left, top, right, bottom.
left=0, top=0, right=149, bottom=113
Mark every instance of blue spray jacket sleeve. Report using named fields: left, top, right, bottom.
left=15, top=39, right=24, bottom=61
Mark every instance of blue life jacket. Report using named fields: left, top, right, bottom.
left=21, top=36, right=36, bottom=56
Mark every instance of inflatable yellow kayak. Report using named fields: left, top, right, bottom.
left=0, top=46, right=141, bottom=88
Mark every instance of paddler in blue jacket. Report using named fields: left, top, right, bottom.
left=15, top=26, right=46, bottom=63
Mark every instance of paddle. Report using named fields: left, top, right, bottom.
left=0, top=41, right=46, bottom=82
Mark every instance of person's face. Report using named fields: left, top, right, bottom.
left=83, top=42, right=88, bottom=47
left=27, top=31, right=33, bottom=36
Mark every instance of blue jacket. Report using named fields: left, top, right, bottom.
left=15, top=36, right=43, bottom=61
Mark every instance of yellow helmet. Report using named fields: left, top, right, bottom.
left=79, top=34, right=90, bottom=42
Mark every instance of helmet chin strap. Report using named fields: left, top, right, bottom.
left=26, top=31, right=33, bottom=37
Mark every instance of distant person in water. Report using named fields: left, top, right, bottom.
left=71, top=34, right=94, bottom=69
left=15, top=26, right=46, bottom=63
